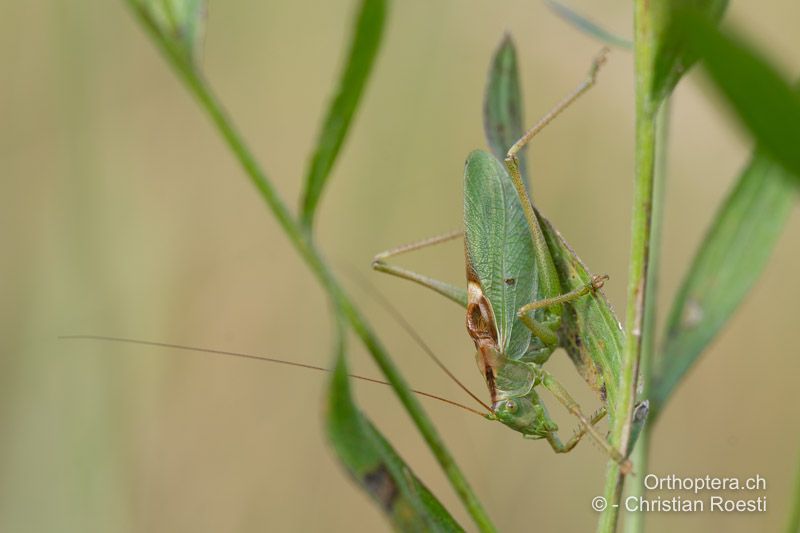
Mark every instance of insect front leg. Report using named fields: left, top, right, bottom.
left=539, top=369, right=632, bottom=473
left=544, top=406, right=607, bottom=453
left=371, top=230, right=467, bottom=307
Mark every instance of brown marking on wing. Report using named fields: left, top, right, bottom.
left=484, top=361, right=497, bottom=404
left=466, top=280, right=501, bottom=404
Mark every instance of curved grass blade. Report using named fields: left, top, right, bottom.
left=483, top=35, right=528, bottom=187
left=651, top=0, right=728, bottom=104
left=126, top=3, right=493, bottom=529
left=131, top=0, right=207, bottom=67
left=327, top=329, right=463, bottom=532
left=544, top=0, right=632, bottom=50
left=538, top=213, right=625, bottom=416
left=672, top=11, right=800, bottom=181
left=652, top=152, right=796, bottom=416
left=299, top=0, right=388, bottom=231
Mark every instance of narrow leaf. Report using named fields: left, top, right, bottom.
left=300, top=0, right=388, bottom=231
left=130, top=0, right=207, bottom=66
left=327, top=329, right=463, bottom=532
left=674, top=11, right=800, bottom=181
left=651, top=0, right=728, bottom=103
left=483, top=35, right=528, bottom=188
left=652, top=152, right=796, bottom=415
left=544, top=0, right=632, bottom=50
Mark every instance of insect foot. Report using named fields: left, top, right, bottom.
left=620, top=459, right=634, bottom=477
left=589, top=47, right=610, bottom=80
left=591, top=274, right=610, bottom=291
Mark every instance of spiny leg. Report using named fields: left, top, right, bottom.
left=371, top=230, right=467, bottom=307
left=546, top=406, right=607, bottom=453
left=503, top=48, right=611, bottom=344
left=540, top=370, right=632, bottom=474
left=519, top=275, right=608, bottom=314
left=517, top=274, right=609, bottom=347
left=506, top=47, right=609, bottom=164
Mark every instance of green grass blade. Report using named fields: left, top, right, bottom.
left=132, top=0, right=207, bottom=66
left=299, top=0, right=388, bottom=231
left=127, top=3, right=494, bottom=528
left=483, top=35, right=528, bottom=186
left=651, top=0, right=728, bottom=103
left=652, top=152, right=796, bottom=415
left=673, top=11, right=800, bottom=181
left=327, top=327, right=464, bottom=532
left=544, top=0, right=632, bottom=50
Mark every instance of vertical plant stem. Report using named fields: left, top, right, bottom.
left=788, top=450, right=800, bottom=533
left=597, top=0, right=657, bottom=531
left=623, top=99, right=670, bottom=533
left=127, top=6, right=495, bottom=530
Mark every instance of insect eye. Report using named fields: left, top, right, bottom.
left=505, top=400, right=517, bottom=413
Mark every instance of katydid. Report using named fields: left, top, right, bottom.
left=372, top=47, right=632, bottom=471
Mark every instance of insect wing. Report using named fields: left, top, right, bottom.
left=463, top=150, right=538, bottom=359
left=539, top=211, right=624, bottom=412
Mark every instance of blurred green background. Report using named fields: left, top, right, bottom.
left=2, top=1, right=798, bottom=531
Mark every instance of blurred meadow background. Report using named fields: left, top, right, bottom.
left=2, top=1, right=799, bottom=531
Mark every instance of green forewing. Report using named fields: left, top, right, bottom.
left=479, top=36, right=625, bottom=414
left=539, top=213, right=624, bottom=411
left=464, top=150, right=537, bottom=359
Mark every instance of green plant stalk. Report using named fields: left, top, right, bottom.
left=597, top=0, right=658, bottom=531
left=788, top=450, right=800, bottom=533
left=623, top=99, right=670, bottom=533
left=126, top=4, right=495, bottom=531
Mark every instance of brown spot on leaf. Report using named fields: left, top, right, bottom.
left=363, top=464, right=398, bottom=512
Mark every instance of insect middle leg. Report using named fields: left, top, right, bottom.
left=516, top=274, right=609, bottom=347
left=371, top=230, right=467, bottom=307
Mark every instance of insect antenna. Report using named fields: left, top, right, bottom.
left=345, top=271, right=493, bottom=415
left=59, top=335, right=488, bottom=417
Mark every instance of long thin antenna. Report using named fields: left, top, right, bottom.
left=345, top=270, right=493, bottom=415
left=59, top=335, right=488, bottom=417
